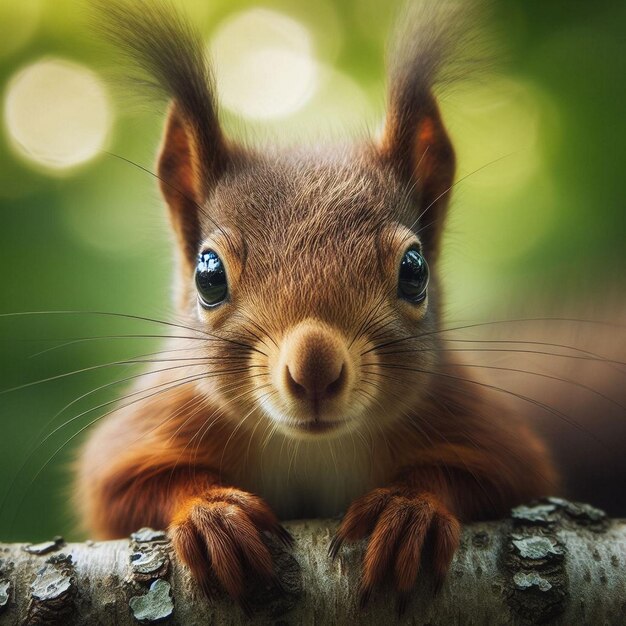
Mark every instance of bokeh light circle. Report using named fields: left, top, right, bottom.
left=3, top=58, right=112, bottom=172
left=210, top=9, right=318, bottom=119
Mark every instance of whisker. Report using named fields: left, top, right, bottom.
left=217, top=386, right=274, bottom=475
left=376, top=347, right=625, bottom=366
left=28, top=333, right=208, bottom=358
left=451, top=362, right=626, bottom=411
left=169, top=398, right=215, bottom=484
left=166, top=376, right=262, bottom=449
left=0, top=309, right=207, bottom=335
left=355, top=382, right=395, bottom=459
left=362, top=317, right=624, bottom=355
left=368, top=314, right=401, bottom=344
left=7, top=370, right=213, bottom=533
left=237, top=311, right=280, bottom=351
left=162, top=393, right=210, bottom=445
left=171, top=379, right=266, bottom=482
left=1, top=358, right=263, bottom=521
left=260, top=417, right=280, bottom=458
left=105, top=151, right=237, bottom=254
left=372, top=363, right=614, bottom=452
left=358, top=377, right=491, bottom=500
left=407, top=153, right=516, bottom=234
left=0, top=309, right=266, bottom=356
left=194, top=380, right=268, bottom=462
left=348, top=293, right=388, bottom=349
left=443, top=337, right=619, bottom=364
left=0, top=351, right=260, bottom=396
left=375, top=336, right=619, bottom=364
left=245, top=405, right=268, bottom=469
left=2, top=361, right=266, bottom=516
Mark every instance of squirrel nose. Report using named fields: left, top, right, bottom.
left=282, top=322, right=348, bottom=403
left=286, top=362, right=346, bottom=401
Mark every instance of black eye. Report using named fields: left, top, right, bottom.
left=195, top=250, right=228, bottom=307
left=398, top=248, right=429, bottom=303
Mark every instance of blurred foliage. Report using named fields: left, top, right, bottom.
left=0, top=0, right=624, bottom=541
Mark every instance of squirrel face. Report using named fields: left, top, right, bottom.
left=178, top=152, right=442, bottom=439
left=103, top=1, right=457, bottom=441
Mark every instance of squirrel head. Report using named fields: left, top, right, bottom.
left=102, top=1, right=460, bottom=439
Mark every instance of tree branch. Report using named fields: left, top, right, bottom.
left=0, top=498, right=624, bottom=625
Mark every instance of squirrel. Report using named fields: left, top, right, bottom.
left=76, top=0, right=558, bottom=607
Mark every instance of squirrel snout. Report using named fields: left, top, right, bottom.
left=285, top=360, right=346, bottom=402
left=279, top=321, right=350, bottom=406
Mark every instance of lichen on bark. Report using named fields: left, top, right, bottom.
left=0, top=499, right=623, bottom=625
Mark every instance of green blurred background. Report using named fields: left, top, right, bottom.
left=0, top=0, right=624, bottom=541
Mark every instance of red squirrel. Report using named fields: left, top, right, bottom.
left=77, top=0, right=558, bottom=606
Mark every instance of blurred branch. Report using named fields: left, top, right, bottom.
left=0, top=499, right=624, bottom=625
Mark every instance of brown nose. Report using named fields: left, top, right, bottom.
left=283, top=322, right=348, bottom=403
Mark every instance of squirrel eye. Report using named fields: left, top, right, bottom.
left=398, top=248, right=429, bottom=303
left=195, top=250, right=227, bottom=307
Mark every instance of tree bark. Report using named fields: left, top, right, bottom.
left=0, top=498, right=623, bottom=625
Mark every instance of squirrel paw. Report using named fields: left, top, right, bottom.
left=170, top=487, right=292, bottom=601
left=329, top=487, right=460, bottom=610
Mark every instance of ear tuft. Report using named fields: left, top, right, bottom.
left=94, top=0, right=231, bottom=267
left=381, top=0, right=489, bottom=258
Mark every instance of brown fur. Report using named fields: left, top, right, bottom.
left=78, top=0, right=557, bottom=607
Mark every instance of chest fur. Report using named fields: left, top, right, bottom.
left=231, top=436, right=386, bottom=519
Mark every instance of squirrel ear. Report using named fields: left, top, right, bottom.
left=95, top=0, right=231, bottom=270
left=380, top=90, right=455, bottom=260
left=157, top=104, right=228, bottom=269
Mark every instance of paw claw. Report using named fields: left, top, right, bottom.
left=336, top=488, right=460, bottom=610
left=328, top=534, right=343, bottom=560
left=276, top=525, right=294, bottom=547
left=170, top=489, right=283, bottom=602
left=396, top=592, right=411, bottom=617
